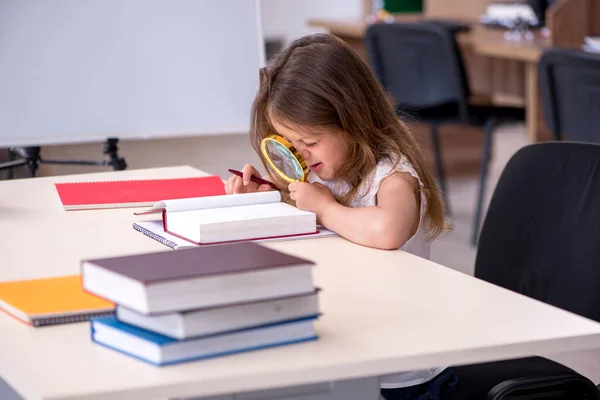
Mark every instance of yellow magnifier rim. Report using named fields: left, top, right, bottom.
left=260, top=134, right=309, bottom=183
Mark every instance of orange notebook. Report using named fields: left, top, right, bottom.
left=0, top=275, right=114, bottom=327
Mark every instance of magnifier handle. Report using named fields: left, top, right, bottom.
left=227, top=169, right=280, bottom=191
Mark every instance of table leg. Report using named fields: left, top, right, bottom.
left=525, top=62, right=553, bottom=143
left=525, top=62, right=539, bottom=143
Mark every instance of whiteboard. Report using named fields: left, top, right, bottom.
left=0, top=0, right=265, bottom=147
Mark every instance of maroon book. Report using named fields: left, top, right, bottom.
left=82, top=243, right=316, bottom=314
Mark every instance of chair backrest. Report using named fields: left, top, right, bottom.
left=475, top=142, right=600, bottom=323
left=539, top=47, right=600, bottom=141
left=364, top=22, right=470, bottom=116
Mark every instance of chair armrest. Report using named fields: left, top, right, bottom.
left=487, top=373, right=600, bottom=400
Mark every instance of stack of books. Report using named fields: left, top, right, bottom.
left=81, top=243, right=320, bottom=366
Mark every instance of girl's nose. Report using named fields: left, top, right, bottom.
left=293, top=141, right=310, bottom=160
left=299, top=148, right=310, bottom=160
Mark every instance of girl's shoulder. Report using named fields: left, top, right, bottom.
left=341, top=154, right=420, bottom=208
left=308, top=154, right=424, bottom=209
left=375, top=154, right=422, bottom=187
left=372, top=155, right=426, bottom=212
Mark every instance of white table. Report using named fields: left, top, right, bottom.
left=2, top=166, right=600, bottom=400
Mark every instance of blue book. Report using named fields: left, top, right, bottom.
left=90, top=315, right=318, bottom=366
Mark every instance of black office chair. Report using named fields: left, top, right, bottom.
left=539, top=47, right=600, bottom=142
left=448, top=142, right=600, bottom=400
left=364, top=22, right=523, bottom=245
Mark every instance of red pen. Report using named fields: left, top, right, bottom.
left=228, top=169, right=279, bottom=191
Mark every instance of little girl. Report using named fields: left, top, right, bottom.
left=226, top=33, right=456, bottom=399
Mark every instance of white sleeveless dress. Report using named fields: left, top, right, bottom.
left=308, top=155, right=446, bottom=389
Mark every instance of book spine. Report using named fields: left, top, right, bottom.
left=133, top=223, right=178, bottom=249
left=33, top=310, right=115, bottom=327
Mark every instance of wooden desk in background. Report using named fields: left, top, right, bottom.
left=307, top=18, right=551, bottom=144
left=469, top=25, right=551, bottom=143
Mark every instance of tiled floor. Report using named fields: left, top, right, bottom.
left=4, top=122, right=599, bottom=383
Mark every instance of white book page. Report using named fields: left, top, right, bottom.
left=178, top=202, right=312, bottom=225
left=167, top=203, right=315, bottom=243
left=140, top=191, right=281, bottom=213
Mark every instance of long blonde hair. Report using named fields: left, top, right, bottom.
left=249, top=33, right=446, bottom=239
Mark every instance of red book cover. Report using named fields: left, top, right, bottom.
left=55, top=176, right=225, bottom=210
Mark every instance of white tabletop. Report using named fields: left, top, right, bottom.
left=2, top=166, right=600, bottom=400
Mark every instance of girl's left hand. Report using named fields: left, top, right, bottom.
left=288, top=182, right=336, bottom=215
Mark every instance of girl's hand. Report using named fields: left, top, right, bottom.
left=225, top=164, right=272, bottom=194
left=288, top=182, right=336, bottom=215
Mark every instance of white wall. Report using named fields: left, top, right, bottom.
left=261, top=0, right=363, bottom=46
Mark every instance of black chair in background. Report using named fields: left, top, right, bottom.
left=539, top=47, right=600, bottom=142
left=448, top=142, right=600, bottom=399
left=364, top=22, right=523, bottom=245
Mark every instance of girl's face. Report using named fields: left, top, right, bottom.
left=270, top=116, right=347, bottom=181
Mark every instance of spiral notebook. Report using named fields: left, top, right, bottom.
left=55, top=176, right=225, bottom=210
left=0, top=275, right=114, bottom=327
left=133, top=220, right=339, bottom=249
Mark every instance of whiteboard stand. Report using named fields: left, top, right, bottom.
left=1, top=138, right=126, bottom=179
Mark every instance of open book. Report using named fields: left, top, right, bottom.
left=133, top=221, right=338, bottom=250
left=136, top=191, right=318, bottom=245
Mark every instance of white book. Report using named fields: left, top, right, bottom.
left=82, top=243, right=316, bottom=315
left=132, top=221, right=339, bottom=250
left=116, top=290, right=320, bottom=339
left=136, top=191, right=317, bottom=245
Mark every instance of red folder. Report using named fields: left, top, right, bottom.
left=55, top=176, right=225, bottom=210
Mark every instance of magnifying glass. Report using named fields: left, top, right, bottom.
left=260, top=134, right=309, bottom=183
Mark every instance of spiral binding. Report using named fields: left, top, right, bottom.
left=133, top=223, right=178, bottom=249
left=33, top=310, right=115, bottom=327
